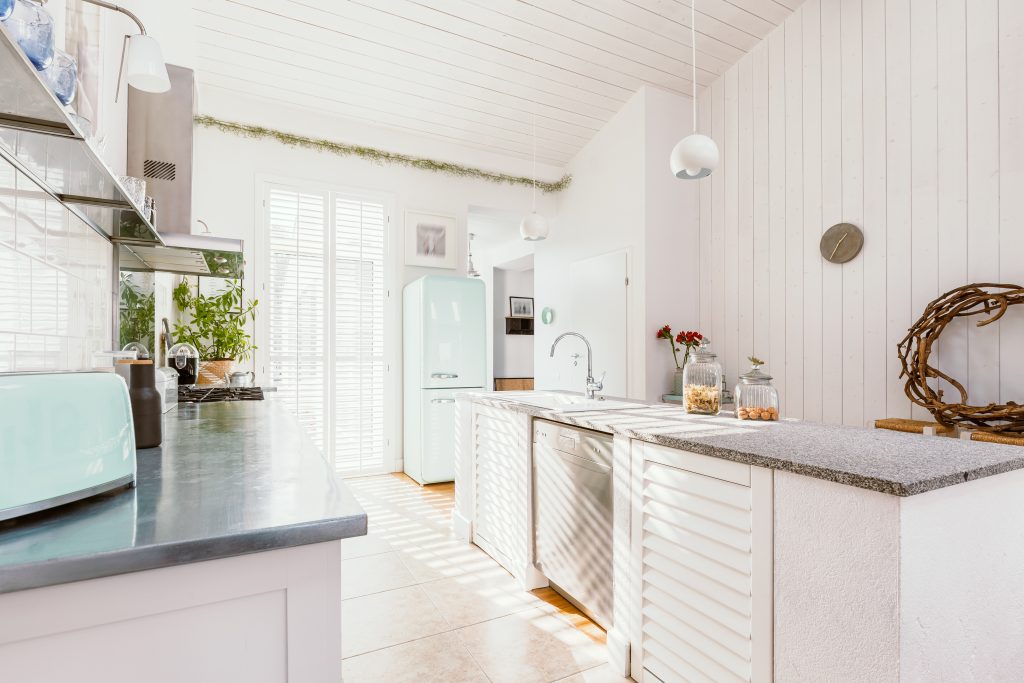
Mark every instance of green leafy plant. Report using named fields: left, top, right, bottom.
left=119, top=273, right=155, bottom=353
left=172, top=279, right=258, bottom=361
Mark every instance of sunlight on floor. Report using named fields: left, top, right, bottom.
left=340, top=473, right=633, bottom=683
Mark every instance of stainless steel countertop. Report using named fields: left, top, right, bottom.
left=0, top=400, right=367, bottom=594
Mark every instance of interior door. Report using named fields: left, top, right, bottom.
left=565, top=250, right=628, bottom=397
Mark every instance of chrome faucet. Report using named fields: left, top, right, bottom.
left=550, top=332, right=605, bottom=399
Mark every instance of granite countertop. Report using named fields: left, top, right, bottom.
left=0, top=400, right=367, bottom=594
left=469, top=393, right=1024, bottom=496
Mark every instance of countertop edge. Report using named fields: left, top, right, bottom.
left=0, top=515, right=368, bottom=595
left=466, top=394, right=1024, bottom=497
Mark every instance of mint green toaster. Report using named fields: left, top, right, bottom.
left=0, top=372, right=137, bottom=521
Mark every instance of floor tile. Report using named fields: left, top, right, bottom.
left=421, top=565, right=537, bottom=629
left=341, top=532, right=393, bottom=560
left=341, top=585, right=451, bottom=658
left=553, top=663, right=636, bottom=682
left=456, top=607, right=606, bottom=683
left=341, top=631, right=488, bottom=683
left=341, top=551, right=417, bottom=599
left=397, top=538, right=494, bottom=582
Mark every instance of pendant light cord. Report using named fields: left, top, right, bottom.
left=691, top=0, right=697, bottom=133
left=532, top=103, right=537, bottom=212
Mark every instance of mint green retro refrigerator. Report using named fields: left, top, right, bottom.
left=403, top=276, right=486, bottom=485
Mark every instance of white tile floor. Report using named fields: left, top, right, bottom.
left=340, top=474, right=633, bottom=682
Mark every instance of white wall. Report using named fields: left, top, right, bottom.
left=190, top=93, right=556, bottom=471
left=535, top=86, right=700, bottom=402
left=699, top=0, right=1024, bottom=426
left=492, top=267, right=534, bottom=380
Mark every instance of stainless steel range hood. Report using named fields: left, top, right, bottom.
left=122, top=65, right=244, bottom=278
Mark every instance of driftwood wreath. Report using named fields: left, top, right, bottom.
left=897, top=283, right=1024, bottom=433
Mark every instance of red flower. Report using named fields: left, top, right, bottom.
left=657, top=325, right=672, bottom=340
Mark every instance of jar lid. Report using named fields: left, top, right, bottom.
left=122, top=341, right=149, bottom=360
left=168, top=342, right=200, bottom=369
left=692, top=338, right=717, bottom=361
left=739, top=357, right=773, bottom=383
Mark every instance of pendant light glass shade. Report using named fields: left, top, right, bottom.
left=671, top=0, right=718, bottom=181
left=670, top=133, right=719, bottom=179
left=520, top=212, right=548, bottom=241
left=125, top=34, right=170, bottom=93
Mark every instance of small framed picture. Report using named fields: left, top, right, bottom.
left=509, top=296, right=535, bottom=318
left=405, top=210, right=458, bottom=269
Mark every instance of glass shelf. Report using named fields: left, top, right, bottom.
left=0, top=27, right=161, bottom=245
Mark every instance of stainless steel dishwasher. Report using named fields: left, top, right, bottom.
left=533, top=419, right=614, bottom=629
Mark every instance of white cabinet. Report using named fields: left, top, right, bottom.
left=631, top=443, right=773, bottom=683
left=471, top=404, right=533, bottom=581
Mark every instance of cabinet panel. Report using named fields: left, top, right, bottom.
left=472, top=406, right=528, bottom=576
left=636, top=443, right=772, bottom=683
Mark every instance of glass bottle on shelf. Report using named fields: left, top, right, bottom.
left=682, top=339, right=722, bottom=415
left=735, top=357, right=780, bottom=421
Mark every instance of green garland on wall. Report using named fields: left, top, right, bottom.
left=194, top=115, right=572, bottom=193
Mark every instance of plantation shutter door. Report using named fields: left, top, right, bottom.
left=267, top=187, right=328, bottom=448
left=333, top=196, right=387, bottom=474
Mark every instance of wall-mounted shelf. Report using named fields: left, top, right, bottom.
left=505, top=317, right=534, bottom=335
left=0, top=28, right=162, bottom=246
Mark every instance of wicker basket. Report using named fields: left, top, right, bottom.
left=197, top=359, right=236, bottom=385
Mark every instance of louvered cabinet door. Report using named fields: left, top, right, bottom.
left=636, top=444, right=773, bottom=683
left=472, top=406, right=528, bottom=576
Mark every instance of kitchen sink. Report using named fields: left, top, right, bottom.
left=494, top=392, right=645, bottom=413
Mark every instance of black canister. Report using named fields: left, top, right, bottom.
left=129, top=363, right=163, bottom=448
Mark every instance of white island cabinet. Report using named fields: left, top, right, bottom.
left=630, top=443, right=773, bottom=683
left=456, top=393, right=1024, bottom=682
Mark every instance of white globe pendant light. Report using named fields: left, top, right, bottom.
left=520, top=98, right=549, bottom=241
left=670, top=0, right=719, bottom=180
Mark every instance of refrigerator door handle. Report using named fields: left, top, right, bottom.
left=430, top=398, right=456, bottom=404
left=431, top=372, right=459, bottom=379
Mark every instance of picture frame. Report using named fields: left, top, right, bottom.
left=509, top=296, right=535, bottom=318
left=405, top=210, right=458, bottom=269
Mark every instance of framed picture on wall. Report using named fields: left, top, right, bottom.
left=405, top=210, right=458, bottom=269
left=509, top=296, right=534, bottom=318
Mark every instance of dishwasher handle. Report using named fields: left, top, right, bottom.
left=544, top=444, right=612, bottom=476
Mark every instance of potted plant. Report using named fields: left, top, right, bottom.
left=656, top=325, right=704, bottom=395
left=172, top=280, right=258, bottom=385
left=119, top=273, right=155, bottom=355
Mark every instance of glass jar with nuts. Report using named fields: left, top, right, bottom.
left=734, top=356, right=780, bottom=421
left=682, top=339, right=722, bottom=415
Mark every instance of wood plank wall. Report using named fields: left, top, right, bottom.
left=698, top=0, right=1024, bottom=426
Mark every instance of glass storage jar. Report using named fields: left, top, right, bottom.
left=167, top=342, right=200, bottom=386
left=682, top=339, right=722, bottom=415
left=43, top=48, right=77, bottom=105
left=735, top=357, right=780, bottom=421
left=6, top=0, right=54, bottom=70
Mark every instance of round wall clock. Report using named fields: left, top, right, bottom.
left=819, top=223, right=864, bottom=264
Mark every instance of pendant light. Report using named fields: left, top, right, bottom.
left=520, top=92, right=549, bottom=241
left=670, top=0, right=719, bottom=180
left=467, top=232, right=480, bottom=278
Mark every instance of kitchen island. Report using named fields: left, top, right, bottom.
left=454, top=391, right=1024, bottom=682
left=0, top=400, right=366, bottom=682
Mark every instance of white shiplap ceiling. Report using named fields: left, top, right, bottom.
left=192, top=0, right=803, bottom=167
